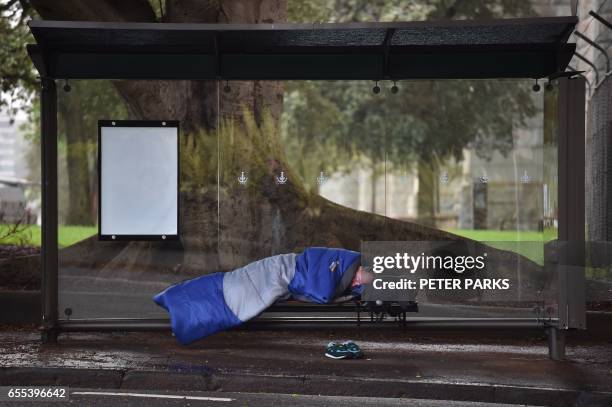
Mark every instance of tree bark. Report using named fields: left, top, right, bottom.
left=30, top=0, right=156, bottom=22
left=417, top=160, right=435, bottom=226
left=58, top=91, right=94, bottom=225
left=370, top=161, right=377, bottom=213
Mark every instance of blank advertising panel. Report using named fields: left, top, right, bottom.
left=99, top=120, right=179, bottom=241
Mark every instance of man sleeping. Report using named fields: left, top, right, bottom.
left=153, top=247, right=374, bottom=344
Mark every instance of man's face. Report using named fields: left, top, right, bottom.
left=351, top=266, right=375, bottom=287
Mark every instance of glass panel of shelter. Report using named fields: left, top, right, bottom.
left=217, top=80, right=388, bottom=268
left=379, top=79, right=554, bottom=318
left=56, top=79, right=220, bottom=320
left=54, top=78, right=561, bottom=321
left=217, top=78, right=559, bottom=320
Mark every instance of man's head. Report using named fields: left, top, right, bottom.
left=351, top=266, right=375, bottom=287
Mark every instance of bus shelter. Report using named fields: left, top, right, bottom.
left=26, top=16, right=585, bottom=360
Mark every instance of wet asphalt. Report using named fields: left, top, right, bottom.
left=0, top=389, right=540, bottom=407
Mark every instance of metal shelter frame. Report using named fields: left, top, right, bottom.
left=27, top=16, right=586, bottom=360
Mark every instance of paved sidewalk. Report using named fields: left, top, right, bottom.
left=1, top=326, right=611, bottom=406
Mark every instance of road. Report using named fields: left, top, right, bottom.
left=4, top=389, right=538, bottom=407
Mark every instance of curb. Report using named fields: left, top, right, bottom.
left=1, top=367, right=611, bottom=407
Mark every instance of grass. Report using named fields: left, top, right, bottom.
left=443, top=229, right=547, bottom=242
left=444, top=229, right=554, bottom=265
left=0, top=224, right=97, bottom=248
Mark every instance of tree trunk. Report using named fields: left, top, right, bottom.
left=370, top=161, right=377, bottom=213
left=417, top=160, right=435, bottom=227
left=58, top=91, right=94, bottom=225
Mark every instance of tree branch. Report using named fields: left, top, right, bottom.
left=0, top=0, right=19, bottom=12
left=29, top=0, right=156, bottom=22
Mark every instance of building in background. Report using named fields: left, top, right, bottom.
left=0, top=110, right=38, bottom=225
left=319, top=104, right=546, bottom=232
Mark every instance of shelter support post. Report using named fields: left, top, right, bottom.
left=40, top=78, right=59, bottom=343
left=552, top=76, right=586, bottom=360
left=547, top=325, right=566, bottom=360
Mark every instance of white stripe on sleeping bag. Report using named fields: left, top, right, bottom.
left=223, top=253, right=297, bottom=321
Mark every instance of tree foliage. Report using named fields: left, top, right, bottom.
left=284, top=0, right=538, bottom=211
left=1, top=1, right=129, bottom=224
left=0, top=0, right=37, bottom=116
left=288, top=0, right=533, bottom=23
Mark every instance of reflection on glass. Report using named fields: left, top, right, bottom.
left=282, top=80, right=551, bottom=242
left=277, top=79, right=554, bottom=318
left=57, top=80, right=194, bottom=319
left=53, top=79, right=570, bottom=321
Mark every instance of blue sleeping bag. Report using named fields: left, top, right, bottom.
left=153, top=247, right=360, bottom=344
